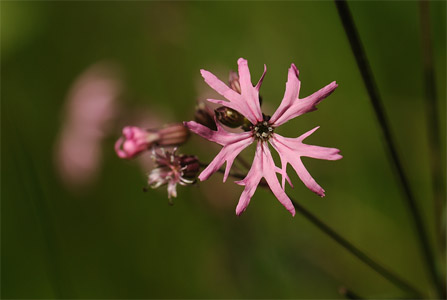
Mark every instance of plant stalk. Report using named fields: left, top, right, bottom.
left=209, top=164, right=423, bottom=297
left=419, top=0, right=446, bottom=258
left=334, top=0, right=443, bottom=296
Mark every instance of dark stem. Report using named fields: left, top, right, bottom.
left=339, top=286, right=364, bottom=299
left=207, top=163, right=424, bottom=297
left=419, top=0, right=446, bottom=258
left=335, top=0, right=443, bottom=297
left=291, top=196, right=422, bottom=298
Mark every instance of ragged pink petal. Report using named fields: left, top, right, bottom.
left=270, top=64, right=301, bottom=125
left=200, top=58, right=264, bottom=124
left=235, top=142, right=295, bottom=216
left=270, top=63, right=337, bottom=126
left=184, top=120, right=253, bottom=181
left=269, top=129, right=342, bottom=197
left=234, top=145, right=263, bottom=215
left=199, top=137, right=253, bottom=182
left=255, top=64, right=267, bottom=91
left=184, top=120, right=252, bottom=145
left=237, top=58, right=263, bottom=122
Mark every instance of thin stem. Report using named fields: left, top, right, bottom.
left=335, top=0, right=443, bottom=296
left=419, top=0, right=446, bottom=257
left=290, top=196, right=422, bottom=298
left=339, top=286, right=364, bottom=299
left=206, top=164, right=424, bottom=297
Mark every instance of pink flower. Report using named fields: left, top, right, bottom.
left=54, top=62, right=121, bottom=189
left=185, top=58, right=342, bottom=216
left=115, top=123, right=190, bottom=159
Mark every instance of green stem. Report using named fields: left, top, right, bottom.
left=334, top=0, right=443, bottom=296
left=210, top=165, right=424, bottom=298
left=419, top=0, right=446, bottom=261
left=339, top=286, right=364, bottom=299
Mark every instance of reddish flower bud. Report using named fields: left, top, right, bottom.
left=215, top=106, right=246, bottom=128
left=194, top=103, right=217, bottom=130
left=157, top=123, right=190, bottom=147
left=179, top=155, right=200, bottom=179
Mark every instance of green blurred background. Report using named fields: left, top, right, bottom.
left=2, top=1, right=446, bottom=298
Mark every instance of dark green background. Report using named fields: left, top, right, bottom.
left=2, top=1, right=446, bottom=298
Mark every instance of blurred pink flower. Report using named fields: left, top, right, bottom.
left=55, top=63, right=121, bottom=189
left=185, top=58, right=342, bottom=216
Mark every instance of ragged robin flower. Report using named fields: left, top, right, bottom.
left=185, top=58, right=342, bottom=216
left=148, top=148, right=200, bottom=201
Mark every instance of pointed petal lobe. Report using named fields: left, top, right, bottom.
left=270, top=131, right=341, bottom=197
left=270, top=63, right=338, bottom=126
left=235, top=142, right=295, bottom=216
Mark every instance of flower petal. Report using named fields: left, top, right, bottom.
left=261, top=144, right=295, bottom=216
left=270, top=64, right=301, bottom=124
left=199, top=137, right=253, bottom=182
left=255, top=64, right=267, bottom=91
left=234, top=145, right=263, bottom=215
left=270, top=64, right=338, bottom=126
left=270, top=130, right=342, bottom=197
left=200, top=58, right=264, bottom=124
left=184, top=120, right=252, bottom=146
left=167, top=181, right=177, bottom=199
left=237, top=58, right=263, bottom=122
left=184, top=120, right=253, bottom=182
left=235, top=142, right=295, bottom=216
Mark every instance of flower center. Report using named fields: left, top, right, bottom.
left=253, top=120, right=274, bottom=141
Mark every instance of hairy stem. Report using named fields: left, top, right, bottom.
left=335, top=0, right=443, bottom=296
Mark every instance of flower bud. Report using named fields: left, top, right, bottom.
left=194, top=103, right=217, bottom=130
left=179, top=155, right=200, bottom=179
left=215, top=106, right=246, bottom=128
left=229, top=70, right=241, bottom=93
left=115, top=123, right=189, bottom=159
left=115, top=126, right=160, bottom=159
left=156, top=123, right=190, bottom=147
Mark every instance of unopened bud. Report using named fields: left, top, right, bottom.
left=229, top=71, right=241, bottom=93
left=215, top=106, right=246, bottom=128
left=115, top=123, right=189, bottom=159
left=115, top=126, right=160, bottom=159
left=157, top=123, right=190, bottom=147
left=179, top=155, right=200, bottom=179
left=194, top=103, right=217, bottom=130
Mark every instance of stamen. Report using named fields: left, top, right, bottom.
left=252, top=118, right=274, bottom=141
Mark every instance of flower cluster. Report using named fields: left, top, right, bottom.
left=115, top=123, right=197, bottom=200
left=116, top=58, right=341, bottom=215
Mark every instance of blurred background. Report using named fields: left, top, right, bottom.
left=2, top=1, right=446, bottom=298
